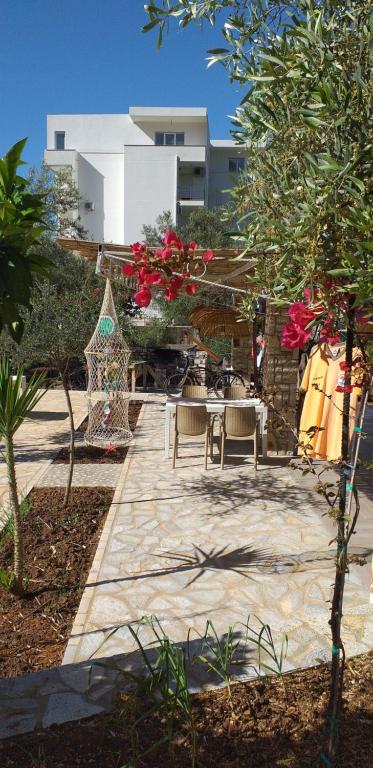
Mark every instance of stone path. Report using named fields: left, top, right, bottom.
left=64, top=395, right=373, bottom=681
left=0, top=390, right=87, bottom=526
left=36, top=463, right=121, bottom=488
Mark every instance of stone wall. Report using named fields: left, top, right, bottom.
left=231, top=336, right=252, bottom=380
left=263, top=303, right=299, bottom=453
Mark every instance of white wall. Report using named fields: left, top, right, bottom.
left=123, top=147, right=178, bottom=243
left=79, top=153, right=124, bottom=242
left=47, top=114, right=144, bottom=153
left=47, top=114, right=208, bottom=152
left=208, top=148, right=243, bottom=207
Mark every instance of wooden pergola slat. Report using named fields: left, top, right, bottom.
left=56, top=238, right=257, bottom=292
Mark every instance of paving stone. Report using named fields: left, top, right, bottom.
left=63, top=394, right=373, bottom=683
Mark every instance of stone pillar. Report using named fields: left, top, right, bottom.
left=231, top=333, right=252, bottom=382
left=263, top=303, right=299, bottom=453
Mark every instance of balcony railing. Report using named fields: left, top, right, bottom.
left=177, top=185, right=205, bottom=202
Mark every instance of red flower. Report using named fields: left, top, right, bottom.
left=138, top=266, right=151, bottom=285
left=189, top=241, right=198, bottom=250
left=134, top=286, right=152, bottom=308
left=161, top=247, right=173, bottom=260
left=288, top=302, right=316, bottom=329
left=336, top=385, right=353, bottom=393
left=164, top=287, right=178, bottom=301
left=122, top=263, right=135, bottom=277
left=339, top=361, right=351, bottom=372
left=131, top=242, right=146, bottom=261
left=146, top=271, right=162, bottom=285
left=202, top=249, right=215, bottom=263
left=281, top=322, right=311, bottom=350
left=163, top=230, right=182, bottom=248
left=185, top=283, right=197, bottom=295
left=170, top=275, right=184, bottom=290
left=320, top=321, right=340, bottom=344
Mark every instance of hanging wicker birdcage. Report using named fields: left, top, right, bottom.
left=84, top=279, right=132, bottom=448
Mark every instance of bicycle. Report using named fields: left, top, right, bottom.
left=165, top=352, right=245, bottom=396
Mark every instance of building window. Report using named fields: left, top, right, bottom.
left=154, top=132, right=185, bottom=146
left=229, top=157, right=245, bottom=173
left=55, top=131, right=65, bottom=150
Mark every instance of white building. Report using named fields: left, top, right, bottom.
left=44, top=107, right=246, bottom=244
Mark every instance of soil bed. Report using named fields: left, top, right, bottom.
left=0, top=487, right=113, bottom=677
left=55, top=400, right=143, bottom=464
left=0, top=653, right=371, bottom=767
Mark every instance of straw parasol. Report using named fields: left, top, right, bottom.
left=188, top=306, right=250, bottom=338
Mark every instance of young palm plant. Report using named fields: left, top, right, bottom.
left=0, top=357, right=46, bottom=595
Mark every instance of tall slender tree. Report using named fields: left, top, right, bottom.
left=144, top=2, right=373, bottom=763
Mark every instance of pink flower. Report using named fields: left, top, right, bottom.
left=138, top=267, right=150, bottom=285
left=134, top=286, right=152, bottom=308
left=164, top=287, right=178, bottom=301
left=161, top=247, right=173, bottom=260
left=281, top=322, right=311, bottom=350
left=122, top=263, right=135, bottom=277
left=303, top=287, right=320, bottom=305
left=146, top=271, right=162, bottom=285
left=202, top=249, right=215, bottom=263
left=319, top=317, right=340, bottom=344
left=131, top=242, right=146, bottom=261
left=170, top=275, right=184, bottom=291
left=163, top=230, right=181, bottom=248
left=288, top=302, right=316, bottom=329
left=185, top=283, right=197, bottom=295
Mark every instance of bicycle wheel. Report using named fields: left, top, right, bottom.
left=166, top=373, right=194, bottom=395
left=214, top=371, right=245, bottom=397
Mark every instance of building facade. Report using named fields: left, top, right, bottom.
left=44, top=107, right=246, bottom=243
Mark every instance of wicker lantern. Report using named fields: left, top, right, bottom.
left=84, top=279, right=132, bottom=448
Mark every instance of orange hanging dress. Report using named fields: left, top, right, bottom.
left=298, top=344, right=361, bottom=461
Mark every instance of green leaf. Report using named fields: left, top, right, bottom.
left=141, top=18, right=159, bottom=33
left=302, top=115, right=327, bottom=128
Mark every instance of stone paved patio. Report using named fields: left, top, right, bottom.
left=64, top=395, right=373, bottom=679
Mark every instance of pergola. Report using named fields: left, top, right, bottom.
left=56, top=238, right=256, bottom=294
left=57, top=237, right=299, bottom=451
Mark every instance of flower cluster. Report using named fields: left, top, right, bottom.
left=281, top=286, right=343, bottom=350
left=281, top=301, right=316, bottom=349
left=122, top=231, right=214, bottom=308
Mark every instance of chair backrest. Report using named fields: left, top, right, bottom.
left=176, top=405, right=208, bottom=436
left=182, top=385, right=208, bottom=399
left=223, top=386, right=247, bottom=400
left=223, top=405, right=257, bottom=437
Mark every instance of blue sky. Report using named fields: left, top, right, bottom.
left=0, top=0, right=243, bottom=170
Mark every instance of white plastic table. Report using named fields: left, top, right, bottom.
left=164, top=397, right=268, bottom=459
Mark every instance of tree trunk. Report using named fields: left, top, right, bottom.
left=62, top=372, right=75, bottom=508
left=4, top=432, right=24, bottom=595
left=323, top=301, right=355, bottom=765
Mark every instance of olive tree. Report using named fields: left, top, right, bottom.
left=144, top=2, right=373, bottom=762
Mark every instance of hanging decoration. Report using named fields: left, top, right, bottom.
left=122, top=230, right=215, bottom=308
left=84, top=279, right=132, bottom=448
